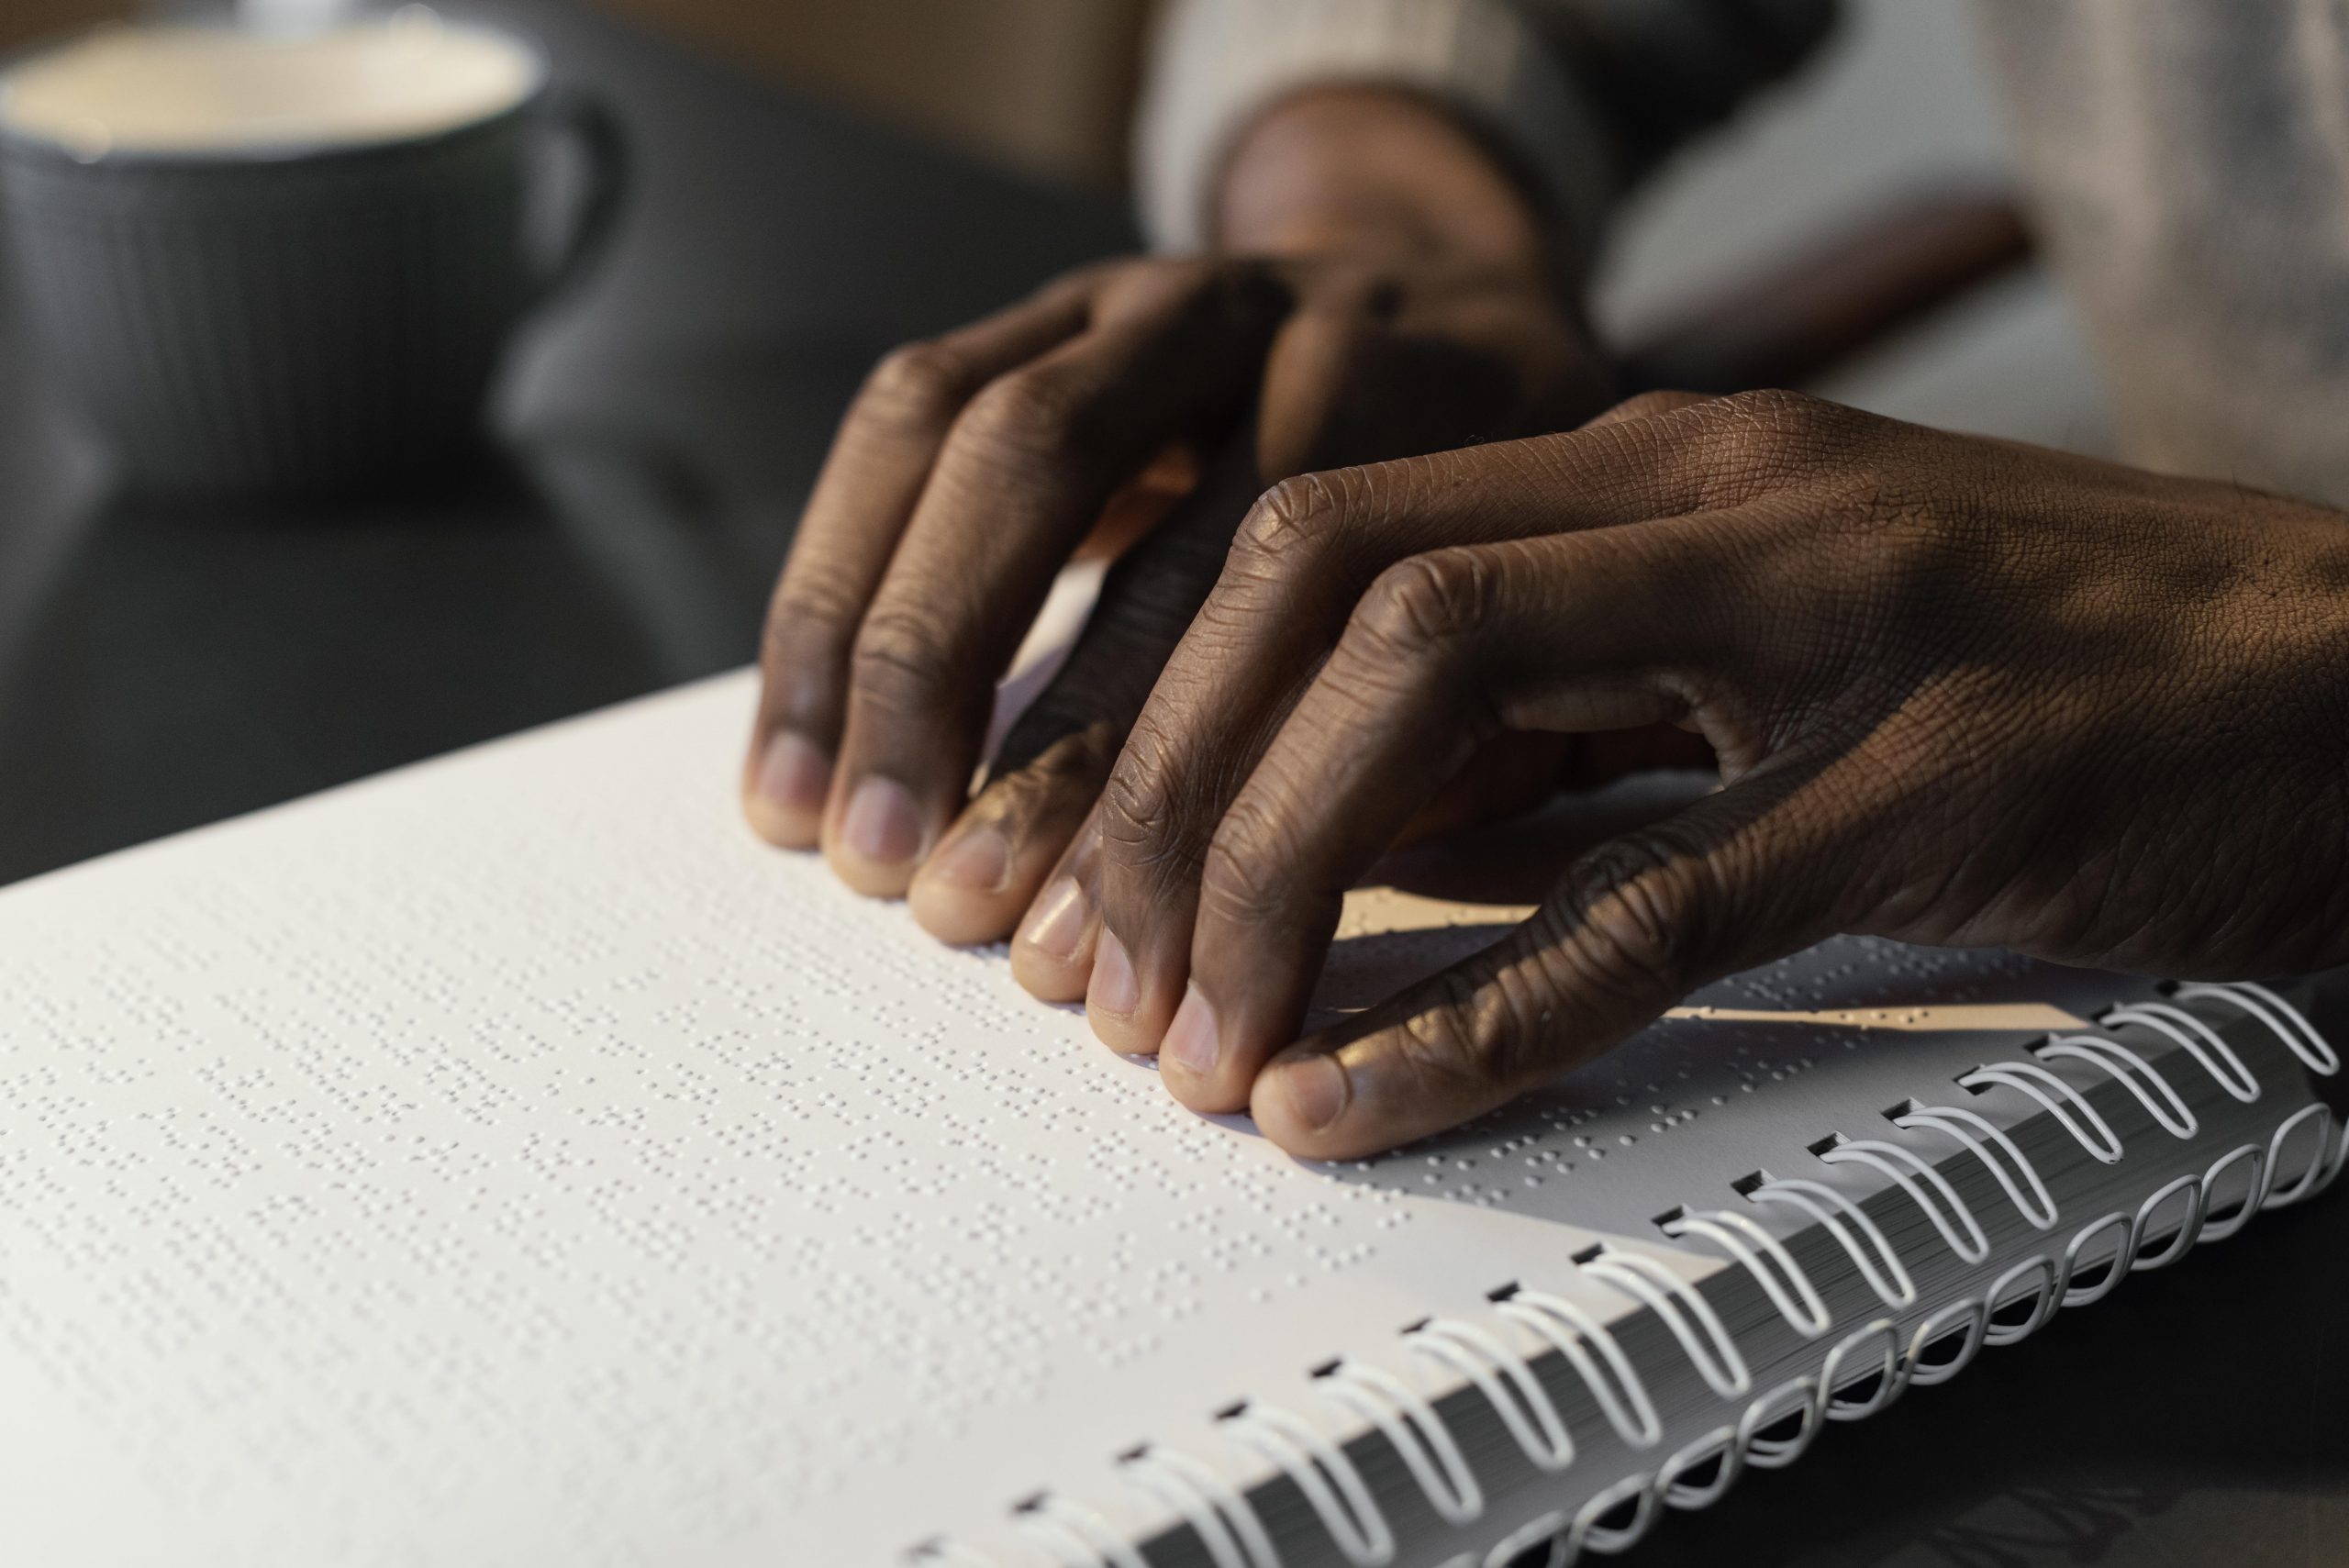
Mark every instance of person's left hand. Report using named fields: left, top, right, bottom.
left=1036, top=389, right=2349, bottom=1157
left=741, top=88, right=1658, bottom=953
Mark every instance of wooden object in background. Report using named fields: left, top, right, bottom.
left=590, top=0, right=1153, bottom=185
left=5, top=0, right=134, bottom=50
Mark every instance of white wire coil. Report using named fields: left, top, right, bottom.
left=926, top=984, right=2337, bottom=1568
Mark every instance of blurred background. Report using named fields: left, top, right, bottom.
left=0, top=0, right=2108, bottom=911
left=0, top=0, right=2105, bottom=867
left=2, top=0, right=2109, bottom=449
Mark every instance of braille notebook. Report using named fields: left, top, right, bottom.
left=1, top=671, right=2341, bottom=1568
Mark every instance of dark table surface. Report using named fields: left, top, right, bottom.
left=0, top=5, right=2341, bottom=1565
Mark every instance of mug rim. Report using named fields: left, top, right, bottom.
left=0, top=18, right=553, bottom=171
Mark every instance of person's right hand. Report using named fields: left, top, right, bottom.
left=1060, top=389, right=2349, bottom=1157
left=741, top=89, right=1623, bottom=940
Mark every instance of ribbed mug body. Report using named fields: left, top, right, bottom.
left=0, top=108, right=535, bottom=497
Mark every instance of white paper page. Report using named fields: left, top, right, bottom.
left=3, top=671, right=2278, bottom=1568
left=0, top=673, right=1684, bottom=1568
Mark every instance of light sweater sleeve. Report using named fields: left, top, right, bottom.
left=1132, top=0, right=1838, bottom=255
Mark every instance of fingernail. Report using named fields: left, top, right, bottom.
left=1274, top=1054, right=1348, bottom=1132
left=841, top=775, right=924, bottom=867
left=925, top=824, right=1011, bottom=892
left=753, top=731, right=831, bottom=816
left=1089, top=929, right=1140, bottom=1018
left=1019, top=877, right=1089, bottom=961
left=1162, top=985, right=1220, bottom=1077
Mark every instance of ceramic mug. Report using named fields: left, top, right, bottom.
left=0, top=11, right=624, bottom=496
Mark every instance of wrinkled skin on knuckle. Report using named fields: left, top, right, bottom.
left=764, top=570, right=868, bottom=650
left=856, top=340, right=976, bottom=436
left=1196, top=806, right=1306, bottom=930
left=758, top=584, right=866, bottom=725
left=1094, top=709, right=1205, bottom=875
left=1230, top=473, right=1351, bottom=577
left=1349, top=551, right=1491, bottom=664
left=1387, top=967, right=1536, bottom=1107
left=1189, top=474, right=1363, bottom=649
left=1544, top=836, right=1710, bottom=1011
left=955, top=369, right=1087, bottom=468
left=1669, top=388, right=1880, bottom=506
left=848, top=607, right=963, bottom=721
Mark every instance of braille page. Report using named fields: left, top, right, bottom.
left=0, top=672, right=1693, bottom=1568
left=0, top=671, right=2156, bottom=1568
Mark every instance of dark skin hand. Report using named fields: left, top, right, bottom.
left=740, top=89, right=1664, bottom=947
left=1074, top=388, right=2349, bottom=1156
left=746, top=86, right=2349, bottom=1159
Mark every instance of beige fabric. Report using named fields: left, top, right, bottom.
left=1134, top=0, right=1614, bottom=251
left=1976, top=0, right=2349, bottom=505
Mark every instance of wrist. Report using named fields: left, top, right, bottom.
left=1213, top=87, right=1571, bottom=288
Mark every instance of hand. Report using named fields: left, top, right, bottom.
left=1058, top=389, right=2349, bottom=1157
left=740, top=90, right=1616, bottom=946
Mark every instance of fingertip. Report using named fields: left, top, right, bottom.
left=742, top=791, right=820, bottom=850
left=1158, top=984, right=1250, bottom=1113
left=1252, top=1050, right=1353, bottom=1154
left=907, top=824, right=1019, bottom=944
left=822, top=773, right=930, bottom=897
left=1085, top=929, right=1145, bottom=1049
left=1010, top=876, right=1096, bottom=1000
left=743, top=730, right=832, bottom=849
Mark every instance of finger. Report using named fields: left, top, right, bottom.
left=1166, top=522, right=1741, bottom=1111
left=1010, top=800, right=1105, bottom=1002
left=745, top=278, right=1095, bottom=845
left=1018, top=291, right=1508, bottom=995
left=822, top=261, right=1288, bottom=895
left=908, top=444, right=1265, bottom=945
left=1252, top=762, right=1869, bottom=1158
left=972, top=286, right=1542, bottom=961
left=1395, top=723, right=1717, bottom=850
left=1085, top=392, right=1854, bottom=1054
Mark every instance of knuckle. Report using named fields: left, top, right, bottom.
left=1393, top=968, right=1531, bottom=1098
left=1197, top=797, right=1303, bottom=928
left=1715, top=388, right=1854, bottom=460
left=764, top=573, right=865, bottom=647
left=848, top=607, right=961, bottom=717
left=1548, top=835, right=1709, bottom=1006
left=1094, top=725, right=1184, bottom=862
left=957, top=368, right=1085, bottom=462
left=857, top=340, right=974, bottom=433
left=1092, top=710, right=1217, bottom=885
left=1230, top=472, right=1354, bottom=570
left=1642, top=388, right=1869, bottom=509
left=1718, top=386, right=1828, bottom=428
left=1350, top=550, right=1488, bottom=662
left=1218, top=469, right=1375, bottom=620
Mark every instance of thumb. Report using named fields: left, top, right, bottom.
left=1251, top=766, right=1857, bottom=1157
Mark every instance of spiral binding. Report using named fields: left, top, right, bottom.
left=918, top=982, right=2343, bottom=1568
left=1120, top=1448, right=1280, bottom=1568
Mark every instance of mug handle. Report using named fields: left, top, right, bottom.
left=529, top=87, right=629, bottom=308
